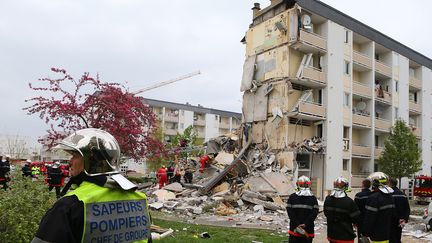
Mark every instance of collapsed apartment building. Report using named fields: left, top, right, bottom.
left=239, top=0, right=432, bottom=198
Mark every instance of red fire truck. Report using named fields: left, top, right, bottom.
left=414, top=175, right=432, bottom=204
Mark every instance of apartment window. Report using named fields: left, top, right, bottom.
left=180, top=123, right=184, bottom=129
left=344, top=61, right=350, bottom=75
left=395, top=81, right=399, bottom=92
left=394, top=107, right=399, bottom=119
left=343, top=93, right=350, bottom=107
left=316, top=124, right=323, bottom=138
left=343, top=159, right=349, bottom=171
left=181, top=110, right=184, bottom=115
left=344, top=30, right=349, bottom=43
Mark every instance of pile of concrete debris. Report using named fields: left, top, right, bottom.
left=144, top=132, right=299, bottom=225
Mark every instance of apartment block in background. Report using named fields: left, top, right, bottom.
left=241, top=0, right=432, bottom=198
left=143, top=98, right=241, bottom=143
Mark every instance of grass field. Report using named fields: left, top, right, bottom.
left=152, top=217, right=288, bottom=243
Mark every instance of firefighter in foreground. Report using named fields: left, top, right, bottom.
left=362, top=172, right=395, bottom=243
left=324, top=177, right=360, bottom=243
left=354, top=179, right=372, bottom=240
left=388, top=177, right=410, bottom=243
left=31, top=128, right=152, bottom=243
left=286, top=175, right=319, bottom=243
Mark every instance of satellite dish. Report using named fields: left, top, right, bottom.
left=302, top=15, right=312, bottom=28
left=174, top=110, right=179, bottom=115
left=357, top=101, right=366, bottom=111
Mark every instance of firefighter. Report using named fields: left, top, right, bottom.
left=324, top=177, right=360, bottom=243
left=47, top=162, right=64, bottom=199
left=286, top=176, right=319, bottom=243
left=0, top=155, right=11, bottom=190
left=157, top=165, right=168, bottom=188
left=354, top=179, right=372, bottom=239
left=22, top=160, right=32, bottom=177
left=388, top=177, right=410, bottom=243
left=32, top=128, right=152, bottom=243
left=362, top=172, right=395, bottom=243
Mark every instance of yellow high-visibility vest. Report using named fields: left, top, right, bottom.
left=66, top=181, right=150, bottom=243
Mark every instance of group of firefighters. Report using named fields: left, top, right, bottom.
left=288, top=172, right=410, bottom=243
left=0, top=156, right=69, bottom=199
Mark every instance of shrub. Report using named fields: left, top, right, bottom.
left=0, top=174, right=56, bottom=242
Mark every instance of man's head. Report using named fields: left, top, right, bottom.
left=388, top=177, right=398, bottom=187
left=362, top=179, right=371, bottom=189
left=54, top=128, right=121, bottom=177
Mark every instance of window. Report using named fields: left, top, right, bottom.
left=344, top=61, right=350, bottom=75
left=180, top=123, right=184, bottom=129
left=395, top=81, right=399, bottom=92
left=215, top=115, right=219, bottom=120
left=343, top=159, right=349, bottom=171
left=394, top=107, right=399, bottom=119
left=343, top=93, right=350, bottom=107
left=181, top=110, right=185, bottom=116
left=344, top=30, right=349, bottom=43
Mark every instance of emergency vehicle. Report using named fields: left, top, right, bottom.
left=414, top=175, right=432, bottom=204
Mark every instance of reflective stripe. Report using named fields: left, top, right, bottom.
left=379, top=204, right=395, bottom=210
left=392, top=194, right=407, bottom=198
left=287, top=204, right=315, bottom=210
left=365, top=205, right=378, bottom=212
left=349, top=210, right=361, bottom=217
left=355, top=196, right=369, bottom=200
left=325, top=206, right=349, bottom=213
left=288, top=230, right=315, bottom=237
left=313, top=205, right=320, bottom=209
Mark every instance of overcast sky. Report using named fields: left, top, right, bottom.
left=0, top=0, right=431, bottom=143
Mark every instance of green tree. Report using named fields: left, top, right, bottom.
left=378, top=119, right=422, bottom=181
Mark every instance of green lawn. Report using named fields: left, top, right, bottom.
left=152, top=218, right=288, bottom=243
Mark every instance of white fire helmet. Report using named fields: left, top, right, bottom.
left=368, top=172, right=394, bottom=194
left=54, top=128, right=121, bottom=176
left=296, top=175, right=311, bottom=189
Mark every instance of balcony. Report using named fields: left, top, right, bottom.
left=353, top=51, right=372, bottom=70
left=291, top=29, right=327, bottom=54
left=352, top=113, right=372, bottom=128
left=409, top=76, right=422, bottom=90
left=353, top=81, right=372, bottom=98
left=375, top=90, right=392, bottom=105
left=164, top=115, right=179, bottom=123
left=374, top=147, right=384, bottom=158
left=302, top=66, right=327, bottom=85
left=375, top=60, right=392, bottom=78
left=220, top=122, right=231, bottom=129
left=291, top=101, right=326, bottom=120
left=351, top=174, right=369, bottom=188
left=375, top=118, right=391, bottom=132
left=352, top=144, right=372, bottom=158
left=409, top=101, right=421, bottom=114
left=343, top=138, right=350, bottom=158
left=193, top=119, right=206, bottom=126
left=164, top=128, right=178, bottom=136
left=410, top=126, right=421, bottom=138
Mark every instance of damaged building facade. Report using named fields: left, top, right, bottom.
left=240, top=0, right=432, bottom=198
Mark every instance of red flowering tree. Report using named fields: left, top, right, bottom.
left=24, top=68, right=165, bottom=160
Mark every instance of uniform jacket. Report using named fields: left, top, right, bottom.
left=391, top=186, right=410, bottom=221
left=354, top=188, right=372, bottom=232
left=324, top=194, right=360, bottom=241
left=286, top=192, right=319, bottom=238
left=362, top=190, right=395, bottom=241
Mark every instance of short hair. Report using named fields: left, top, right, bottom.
left=388, top=178, right=398, bottom=187
left=362, top=179, right=371, bottom=188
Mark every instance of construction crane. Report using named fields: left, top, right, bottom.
left=132, top=70, right=201, bottom=95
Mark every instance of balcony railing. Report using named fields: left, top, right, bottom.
left=375, top=147, right=384, bottom=158
left=409, top=76, right=422, bottom=90
left=298, top=29, right=327, bottom=51
left=409, top=101, right=421, bottom=114
left=164, top=115, right=179, bottom=123
left=193, top=119, right=206, bottom=126
left=375, top=60, right=392, bottom=77
left=351, top=174, right=369, bottom=188
left=375, top=89, right=392, bottom=104
left=352, top=144, right=372, bottom=157
left=352, top=113, right=372, bottom=127
left=219, top=122, right=230, bottom=129
left=164, top=128, right=178, bottom=136
left=353, top=81, right=372, bottom=98
left=297, top=101, right=326, bottom=118
left=353, top=50, right=372, bottom=69
left=375, top=118, right=391, bottom=132
left=302, top=66, right=327, bottom=84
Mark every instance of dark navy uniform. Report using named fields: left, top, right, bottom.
left=286, top=193, right=319, bottom=242
left=324, top=195, right=360, bottom=242
left=389, top=186, right=410, bottom=243
left=354, top=188, right=371, bottom=235
left=362, top=191, right=395, bottom=241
